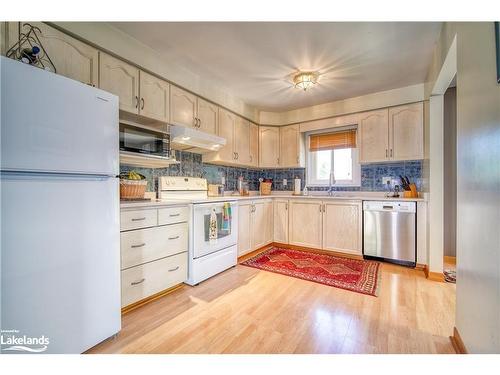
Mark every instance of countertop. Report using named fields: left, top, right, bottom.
left=120, top=192, right=426, bottom=209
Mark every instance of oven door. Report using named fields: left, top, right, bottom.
left=193, top=201, right=238, bottom=259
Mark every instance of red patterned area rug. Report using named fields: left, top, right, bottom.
left=241, top=247, right=381, bottom=296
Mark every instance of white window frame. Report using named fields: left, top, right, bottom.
left=306, top=126, right=361, bottom=187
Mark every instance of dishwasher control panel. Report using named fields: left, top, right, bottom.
left=363, top=201, right=416, bottom=213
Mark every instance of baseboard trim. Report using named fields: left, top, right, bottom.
left=121, top=283, right=184, bottom=315
left=238, top=244, right=274, bottom=262
left=450, top=326, right=468, bottom=354
left=423, top=265, right=445, bottom=282
left=444, top=256, right=457, bottom=265
left=272, top=242, right=363, bottom=260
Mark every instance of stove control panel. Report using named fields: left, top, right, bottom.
left=159, top=176, right=208, bottom=191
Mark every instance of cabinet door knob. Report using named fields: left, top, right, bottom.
left=390, top=149, right=393, bottom=158
left=140, top=98, right=145, bottom=110
left=135, top=96, right=139, bottom=109
left=168, top=266, right=180, bottom=272
left=385, top=149, right=388, bottom=158
left=131, top=243, right=146, bottom=248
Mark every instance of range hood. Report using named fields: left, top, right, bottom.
left=169, top=125, right=226, bottom=154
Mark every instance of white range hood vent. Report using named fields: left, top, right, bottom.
left=169, top=125, right=226, bottom=154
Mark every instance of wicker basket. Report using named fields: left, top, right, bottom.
left=260, top=182, right=272, bottom=195
left=120, top=179, right=148, bottom=199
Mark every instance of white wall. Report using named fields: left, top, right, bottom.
left=259, top=83, right=425, bottom=125
left=426, top=22, right=500, bottom=353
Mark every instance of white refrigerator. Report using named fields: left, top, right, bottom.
left=0, top=57, right=121, bottom=353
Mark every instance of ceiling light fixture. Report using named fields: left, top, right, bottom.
left=293, top=71, right=319, bottom=91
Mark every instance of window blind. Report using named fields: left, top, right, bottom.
left=309, top=130, right=357, bottom=151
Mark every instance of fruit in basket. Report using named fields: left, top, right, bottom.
left=120, top=171, right=146, bottom=180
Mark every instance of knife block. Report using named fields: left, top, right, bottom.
left=403, top=183, right=418, bottom=198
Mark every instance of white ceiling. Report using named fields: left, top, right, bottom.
left=111, top=22, right=442, bottom=112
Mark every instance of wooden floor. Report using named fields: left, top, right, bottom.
left=89, top=254, right=456, bottom=354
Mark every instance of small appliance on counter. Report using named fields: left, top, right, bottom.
left=237, top=176, right=250, bottom=196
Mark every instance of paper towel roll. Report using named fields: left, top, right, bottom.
left=294, top=178, right=301, bottom=195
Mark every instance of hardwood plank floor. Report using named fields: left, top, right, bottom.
left=88, top=257, right=456, bottom=354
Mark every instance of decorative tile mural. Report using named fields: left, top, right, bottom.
left=120, top=150, right=422, bottom=194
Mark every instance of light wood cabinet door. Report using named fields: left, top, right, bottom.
left=238, top=203, right=253, bottom=256
left=289, top=200, right=322, bottom=249
left=249, top=122, right=259, bottom=167
left=218, top=108, right=236, bottom=162
left=273, top=199, right=289, bottom=244
left=11, top=22, right=99, bottom=86
left=259, top=126, right=280, bottom=168
left=389, top=102, right=424, bottom=161
left=197, top=98, right=218, bottom=134
left=264, top=200, right=274, bottom=245
left=234, top=117, right=251, bottom=165
left=322, top=201, right=362, bottom=255
left=170, top=85, right=197, bottom=127
left=252, top=200, right=273, bottom=250
left=359, top=108, right=389, bottom=163
left=280, top=124, right=303, bottom=168
left=139, top=71, right=169, bottom=123
left=99, top=52, right=139, bottom=114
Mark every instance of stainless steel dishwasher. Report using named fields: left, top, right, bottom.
left=363, top=201, right=416, bottom=267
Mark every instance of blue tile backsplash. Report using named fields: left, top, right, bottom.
left=120, top=150, right=422, bottom=194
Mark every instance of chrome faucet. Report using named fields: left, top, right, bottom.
left=328, top=172, right=336, bottom=196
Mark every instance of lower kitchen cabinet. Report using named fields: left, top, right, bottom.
left=238, top=202, right=253, bottom=256
left=237, top=199, right=273, bottom=256
left=322, top=201, right=362, bottom=255
left=288, top=199, right=362, bottom=255
left=289, top=200, right=323, bottom=249
left=253, top=199, right=273, bottom=249
left=119, top=205, right=188, bottom=308
left=273, top=199, right=289, bottom=244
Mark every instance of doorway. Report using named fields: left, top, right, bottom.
left=443, top=80, right=457, bottom=283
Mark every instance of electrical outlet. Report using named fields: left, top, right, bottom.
left=382, top=176, right=392, bottom=185
left=283, top=178, right=287, bottom=186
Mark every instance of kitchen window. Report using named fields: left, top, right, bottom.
left=307, top=128, right=361, bottom=187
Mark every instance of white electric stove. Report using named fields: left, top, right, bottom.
left=158, top=177, right=238, bottom=285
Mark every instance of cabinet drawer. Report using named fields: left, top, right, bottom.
left=120, top=209, right=157, bottom=231
left=121, top=252, right=187, bottom=307
left=158, top=206, right=189, bottom=225
left=121, top=223, right=188, bottom=270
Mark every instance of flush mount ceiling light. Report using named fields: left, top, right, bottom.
left=293, top=71, right=319, bottom=91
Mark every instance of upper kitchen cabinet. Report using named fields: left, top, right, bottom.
left=98, top=52, right=139, bottom=114
left=259, top=126, right=280, bottom=168
left=203, top=108, right=236, bottom=164
left=359, top=103, right=424, bottom=163
left=389, top=102, right=424, bottom=161
left=359, top=108, right=389, bottom=163
left=280, top=124, right=304, bottom=168
left=7, top=22, right=99, bottom=86
left=197, top=98, right=218, bottom=135
left=170, top=86, right=218, bottom=135
left=234, top=117, right=251, bottom=165
left=170, top=85, right=197, bottom=128
left=249, top=122, right=259, bottom=167
left=139, top=71, right=170, bottom=123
